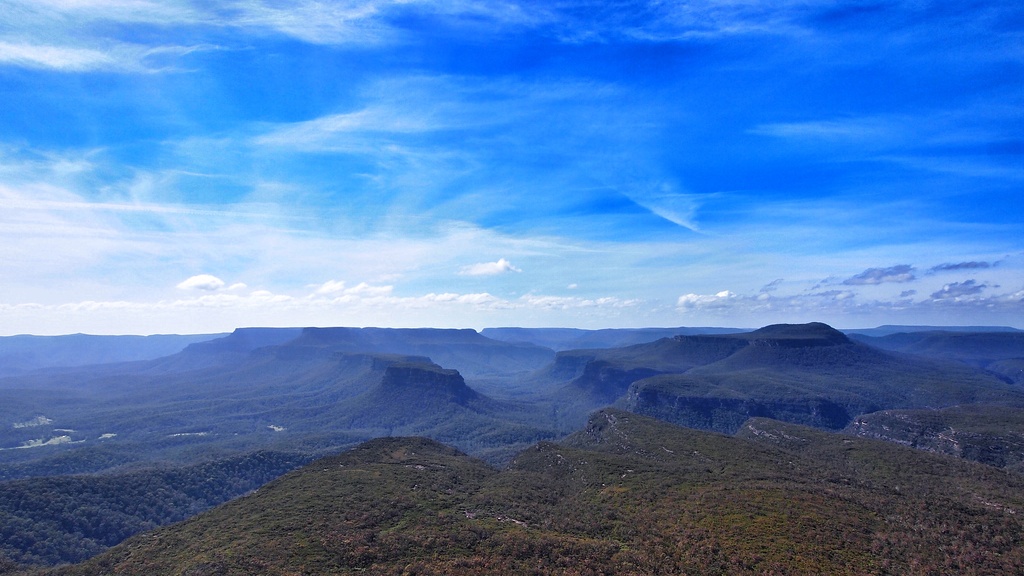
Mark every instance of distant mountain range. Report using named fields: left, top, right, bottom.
left=843, top=324, right=1022, bottom=337
left=480, top=325, right=746, bottom=351
left=528, top=322, right=1024, bottom=433
left=849, top=329, right=1024, bottom=380
left=0, top=333, right=223, bottom=377
left=1, top=322, right=1022, bottom=573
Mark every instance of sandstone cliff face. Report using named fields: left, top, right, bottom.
left=845, top=408, right=1024, bottom=472
left=624, top=384, right=853, bottom=434
left=378, top=363, right=481, bottom=405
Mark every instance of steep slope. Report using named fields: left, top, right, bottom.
left=534, top=334, right=751, bottom=429
left=47, top=437, right=502, bottom=576
left=141, top=327, right=304, bottom=373
left=333, top=361, right=555, bottom=458
left=533, top=328, right=764, bottom=395
left=48, top=410, right=1024, bottom=575
left=845, top=405, right=1024, bottom=472
left=348, top=363, right=485, bottom=417
left=990, top=358, right=1024, bottom=385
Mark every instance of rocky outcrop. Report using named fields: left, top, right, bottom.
left=845, top=408, right=1024, bottom=472
left=625, top=382, right=854, bottom=434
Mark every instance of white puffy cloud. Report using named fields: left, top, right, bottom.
left=176, top=274, right=226, bottom=291
left=310, top=280, right=394, bottom=299
left=313, top=279, right=347, bottom=295
left=342, top=282, right=394, bottom=297
left=419, top=292, right=501, bottom=306
left=459, top=258, right=522, bottom=276
left=520, top=294, right=639, bottom=310
left=677, top=290, right=736, bottom=309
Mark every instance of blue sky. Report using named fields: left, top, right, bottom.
left=1, top=0, right=1021, bottom=335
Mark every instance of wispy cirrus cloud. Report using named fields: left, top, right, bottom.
left=2, top=0, right=541, bottom=64
left=750, top=117, right=899, bottom=143
left=252, top=102, right=488, bottom=152
left=247, top=74, right=675, bottom=236
left=252, top=75, right=603, bottom=150
left=0, top=42, right=119, bottom=72
left=748, top=105, right=1024, bottom=187
left=620, top=183, right=705, bottom=232
left=217, top=0, right=545, bottom=45
left=0, top=40, right=220, bottom=72
left=546, top=0, right=815, bottom=43
left=14, top=0, right=205, bottom=24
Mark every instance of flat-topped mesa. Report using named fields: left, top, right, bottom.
left=295, top=326, right=486, bottom=347
left=742, top=322, right=851, bottom=347
left=379, top=362, right=480, bottom=404
left=183, top=327, right=302, bottom=354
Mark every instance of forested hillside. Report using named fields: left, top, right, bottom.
left=0, top=451, right=311, bottom=569
left=43, top=410, right=1024, bottom=575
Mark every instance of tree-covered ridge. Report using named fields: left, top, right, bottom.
left=44, top=410, right=1024, bottom=575
left=0, top=451, right=311, bottom=570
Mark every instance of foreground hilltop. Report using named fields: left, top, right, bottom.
left=49, top=410, right=1024, bottom=575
